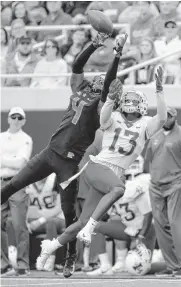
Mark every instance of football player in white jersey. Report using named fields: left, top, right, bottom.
left=86, top=157, right=156, bottom=276
left=36, top=66, right=167, bottom=272
left=76, top=66, right=167, bottom=244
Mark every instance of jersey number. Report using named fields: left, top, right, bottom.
left=72, top=97, right=87, bottom=125
left=119, top=203, right=135, bottom=221
left=109, top=128, right=139, bottom=155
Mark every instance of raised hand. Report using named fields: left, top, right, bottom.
left=108, top=78, right=123, bottom=101
left=92, top=32, right=110, bottom=48
left=114, top=33, right=128, bottom=55
left=155, top=66, right=163, bottom=92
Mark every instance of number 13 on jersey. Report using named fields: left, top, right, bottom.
left=109, top=128, right=139, bottom=155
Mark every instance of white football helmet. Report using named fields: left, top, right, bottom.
left=125, top=244, right=151, bottom=276
left=120, top=90, right=148, bottom=116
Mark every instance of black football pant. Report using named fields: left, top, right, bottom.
left=1, top=147, right=78, bottom=255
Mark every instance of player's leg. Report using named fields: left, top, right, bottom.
left=36, top=185, right=103, bottom=271
left=149, top=185, right=180, bottom=274
left=9, top=190, right=29, bottom=273
left=1, top=148, right=53, bottom=204
left=50, top=155, right=79, bottom=278
left=144, top=222, right=156, bottom=253
left=77, top=161, right=125, bottom=243
left=96, top=220, right=130, bottom=241
left=167, top=186, right=181, bottom=274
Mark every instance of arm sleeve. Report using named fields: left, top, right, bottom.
left=100, top=97, right=114, bottom=129
left=100, top=56, right=120, bottom=103
left=146, top=91, right=167, bottom=138
left=70, top=43, right=97, bottom=93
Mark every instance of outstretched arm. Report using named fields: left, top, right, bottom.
left=100, top=78, right=123, bottom=129
left=100, top=33, right=128, bottom=104
left=70, top=33, right=109, bottom=93
left=146, top=66, right=167, bottom=138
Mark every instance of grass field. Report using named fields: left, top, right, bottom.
left=1, top=271, right=181, bottom=287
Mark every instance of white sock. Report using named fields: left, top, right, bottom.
left=50, top=238, right=62, bottom=253
left=116, top=248, right=128, bottom=262
left=98, top=253, right=111, bottom=270
left=85, top=217, right=98, bottom=233
left=83, top=246, right=90, bottom=267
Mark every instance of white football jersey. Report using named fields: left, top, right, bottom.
left=26, top=173, right=64, bottom=220
left=109, top=174, right=151, bottom=236
left=91, top=111, right=151, bottom=170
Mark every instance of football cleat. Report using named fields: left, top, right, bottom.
left=63, top=252, right=77, bottom=278
left=43, top=255, right=56, bottom=272
left=36, top=239, right=55, bottom=271
left=112, top=261, right=126, bottom=273
left=87, top=266, right=113, bottom=276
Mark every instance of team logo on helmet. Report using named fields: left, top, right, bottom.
left=125, top=244, right=151, bottom=276
left=120, top=90, right=148, bottom=116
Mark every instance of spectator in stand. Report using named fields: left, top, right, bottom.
left=5, top=36, right=38, bottom=87
left=130, top=2, right=155, bottom=46
left=1, top=1, right=13, bottom=26
left=153, top=1, right=181, bottom=39
left=37, top=1, right=73, bottom=42
left=86, top=1, right=129, bottom=23
left=7, top=19, right=26, bottom=57
left=25, top=1, right=47, bottom=25
left=133, top=38, right=159, bottom=85
left=11, top=1, right=38, bottom=40
left=154, top=21, right=181, bottom=84
left=1, top=28, right=9, bottom=60
left=25, top=173, right=65, bottom=272
left=1, top=28, right=9, bottom=87
left=31, top=39, right=68, bottom=88
left=62, top=1, right=91, bottom=18
left=118, top=1, right=159, bottom=25
left=1, top=107, right=33, bottom=277
left=84, top=29, right=114, bottom=73
left=61, top=29, right=88, bottom=69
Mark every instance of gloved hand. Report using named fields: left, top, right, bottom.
left=114, top=33, right=128, bottom=56
left=155, top=66, right=163, bottom=92
left=92, top=32, right=110, bottom=48
left=108, top=78, right=123, bottom=101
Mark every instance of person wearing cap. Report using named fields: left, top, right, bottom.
left=145, top=107, right=181, bottom=277
left=0, top=107, right=33, bottom=276
left=154, top=20, right=181, bottom=84
left=5, top=35, right=38, bottom=87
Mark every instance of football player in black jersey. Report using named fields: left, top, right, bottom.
left=1, top=32, right=128, bottom=277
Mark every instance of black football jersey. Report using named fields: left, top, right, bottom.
left=50, top=83, right=100, bottom=162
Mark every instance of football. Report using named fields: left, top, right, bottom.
left=87, top=10, right=113, bottom=35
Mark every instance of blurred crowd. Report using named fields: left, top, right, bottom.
left=1, top=1, right=181, bottom=87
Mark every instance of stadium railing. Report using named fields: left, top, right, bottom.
left=1, top=48, right=181, bottom=79
left=4, top=23, right=130, bottom=50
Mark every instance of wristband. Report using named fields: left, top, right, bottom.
left=39, top=217, right=47, bottom=224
